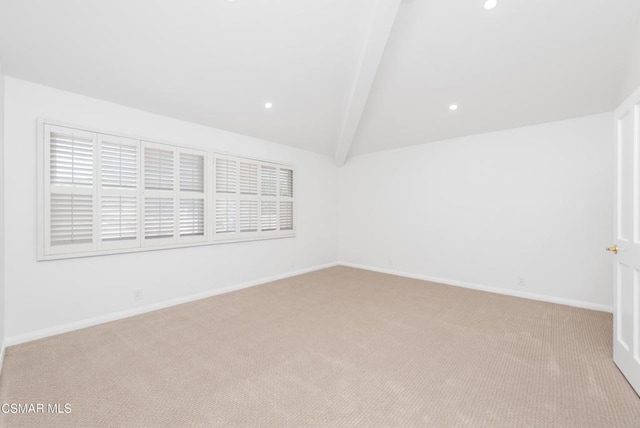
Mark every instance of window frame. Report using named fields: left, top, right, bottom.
left=37, top=119, right=296, bottom=261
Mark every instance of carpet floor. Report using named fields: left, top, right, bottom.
left=0, top=266, right=638, bottom=427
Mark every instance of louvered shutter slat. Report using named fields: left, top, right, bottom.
left=177, top=152, right=206, bottom=240
left=280, top=201, right=293, bottom=230
left=50, top=193, right=93, bottom=246
left=180, top=153, right=205, bottom=192
left=216, top=199, right=237, bottom=233
left=216, top=158, right=237, bottom=194
left=99, top=138, right=139, bottom=245
left=145, top=148, right=174, bottom=190
left=144, top=145, right=175, bottom=242
left=261, top=200, right=277, bottom=231
left=49, top=128, right=96, bottom=251
left=50, top=132, right=94, bottom=187
left=280, top=168, right=294, bottom=197
left=101, top=141, right=138, bottom=188
left=180, top=199, right=205, bottom=236
left=260, top=166, right=277, bottom=196
left=240, top=200, right=258, bottom=232
left=240, top=162, right=258, bottom=195
left=101, top=195, right=137, bottom=241
left=144, top=198, right=174, bottom=239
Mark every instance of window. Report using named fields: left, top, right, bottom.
left=39, top=122, right=295, bottom=260
left=99, top=135, right=139, bottom=250
left=45, top=127, right=96, bottom=254
left=178, top=150, right=206, bottom=241
left=213, top=155, right=295, bottom=240
left=143, top=143, right=177, bottom=245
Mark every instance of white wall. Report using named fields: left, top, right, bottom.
left=1, top=77, right=617, bottom=343
left=4, top=77, right=338, bottom=341
left=338, top=113, right=613, bottom=310
left=618, top=16, right=640, bottom=105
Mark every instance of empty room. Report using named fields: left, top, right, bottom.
left=0, top=0, right=639, bottom=426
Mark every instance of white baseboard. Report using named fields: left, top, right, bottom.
left=5, top=260, right=612, bottom=347
left=5, top=262, right=338, bottom=347
left=338, top=262, right=613, bottom=313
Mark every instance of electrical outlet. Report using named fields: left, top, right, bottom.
left=388, top=259, right=393, bottom=267
left=134, top=289, right=143, bottom=301
left=517, top=277, right=526, bottom=287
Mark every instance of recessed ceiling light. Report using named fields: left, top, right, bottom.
left=227, top=0, right=237, bottom=2
left=265, top=102, right=273, bottom=109
left=483, top=0, right=497, bottom=10
left=449, top=104, right=458, bottom=111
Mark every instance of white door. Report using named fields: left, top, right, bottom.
left=612, top=86, right=640, bottom=395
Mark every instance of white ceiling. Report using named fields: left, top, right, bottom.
left=1, top=0, right=639, bottom=159
left=350, top=0, right=640, bottom=156
left=0, top=0, right=375, bottom=155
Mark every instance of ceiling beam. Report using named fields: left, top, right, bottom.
left=334, top=0, right=403, bottom=166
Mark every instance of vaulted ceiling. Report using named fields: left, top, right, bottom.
left=1, top=0, right=639, bottom=162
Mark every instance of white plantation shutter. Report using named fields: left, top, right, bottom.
left=98, top=135, right=140, bottom=249
left=261, top=200, right=277, bottom=231
left=239, top=200, right=259, bottom=232
left=40, top=122, right=293, bottom=260
left=144, top=198, right=174, bottom=239
left=280, top=201, right=293, bottom=231
left=101, top=195, right=137, bottom=241
left=180, top=199, right=205, bottom=236
left=180, top=153, right=204, bottom=192
left=50, top=193, right=93, bottom=246
left=259, top=165, right=277, bottom=232
left=50, top=131, right=94, bottom=187
left=178, top=150, right=207, bottom=241
left=260, top=165, right=277, bottom=196
left=145, top=147, right=174, bottom=190
left=45, top=126, right=96, bottom=255
left=214, top=156, right=238, bottom=237
left=240, top=162, right=258, bottom=195
left=279, top=167, right=294, bottom=231
left=279, top=168, right=293, bottom=197
left=216, top=199, right=237, bottom=233
left=216, top=158, right=237, bottom=194
left=238, top=162, right=259, bottom=235
left=143, top=143, right=176, bottom=245
left=213, top=156, right=295, bottom=241
left=101, top=141, right=137, bottom=188
left=144, top=197, right=174, bottom=239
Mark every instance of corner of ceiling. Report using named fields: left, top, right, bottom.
left=332, top=0, right=404, bottom=167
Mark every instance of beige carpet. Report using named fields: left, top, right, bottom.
left=0, top=266, right=638, bottom=427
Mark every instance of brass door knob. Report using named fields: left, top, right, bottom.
left=606, top=245, right=618, bottom=254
